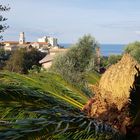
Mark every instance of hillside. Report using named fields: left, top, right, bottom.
left=0, top=71, right=89, bottom=108
left=0, top=71, right=107, bottom=140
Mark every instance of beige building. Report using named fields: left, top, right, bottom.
left=3, top=41, right=19, bottom=51
left=4, top=41, right=19, bottom=47
left=3, top=41, right=32, bottom=51
left=39, top=48, right=67, bottom=69
left=39, top=53, right=55, bottom=69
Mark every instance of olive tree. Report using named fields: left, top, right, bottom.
left=51, top=34, right=99, bottom=84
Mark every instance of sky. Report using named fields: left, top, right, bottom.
left=1, top=0, right=140, bottom=44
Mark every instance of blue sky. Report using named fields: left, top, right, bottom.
left=2, top=0, right=140, bottom=43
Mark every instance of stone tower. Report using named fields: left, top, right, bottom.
left=19, top=32, right=25, bottom=44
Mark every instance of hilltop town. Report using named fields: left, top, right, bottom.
left=2, top=32, right=58, bottom=52
left=1, top=32, right=67, bottom=69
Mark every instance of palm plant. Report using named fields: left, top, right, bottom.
left=0, top=71, right=121, bottom=140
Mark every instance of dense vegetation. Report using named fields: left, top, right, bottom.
left=4, top=48, right=46, bottom=73
left=0, top=49, right=11, bottom=69
left=100, top=55, right=122, bottom=69
left=52, top=35, right=99, bottom=85
left=0, top=71, right=113, bottom=140
left=0, top=67, right=140, bottom=139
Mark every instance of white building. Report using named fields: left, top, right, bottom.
left=38, top=36, right=48, bottom=43
left=47, top=37, right=58, bottom=47
left=38, top=36, right=58, bottom=47
left=19, top=32, right=25, bottom=44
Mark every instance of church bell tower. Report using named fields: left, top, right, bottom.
left=19, top=32, right=25, bottom=44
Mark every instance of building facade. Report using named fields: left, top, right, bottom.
left=39, top=48, right=67, bottom=69
left=38, top=36, right=48, bottom=43
left=47, top=37, right=57, bottom=47
left=38, top=36, right=58, bottom=47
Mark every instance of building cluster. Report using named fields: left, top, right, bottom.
left=1, top=32, right=67, bottom=69
left=2, top=32, right=59, bottom=52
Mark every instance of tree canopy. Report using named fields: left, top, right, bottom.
left=4, top=48, right=46, bottom=73
left=0, top=4, right=10, bottom=40
left=51, top=34, right=99, bottom=84
left=124, top=41, right=140, bottom=63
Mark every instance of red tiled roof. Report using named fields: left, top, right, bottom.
left=2, top=41, right=48, bottom=45
left=2, top=41, right=33, bottom=45
left=3, top=41, right=19, bottom=44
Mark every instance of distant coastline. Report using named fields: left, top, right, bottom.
left=60, top=43, right=126, bottom=56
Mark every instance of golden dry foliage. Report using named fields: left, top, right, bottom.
left=99, top=54, right=140, bottom=110
left=83, top=54, right=140, bottom=134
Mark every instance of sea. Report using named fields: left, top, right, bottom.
left=60, top=44, right=126, bottom=56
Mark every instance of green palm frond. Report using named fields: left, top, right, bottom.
left=0, top=72, right=88, bottom=109
left=0, top=114, right=120, bottom=140
left=0, top=71, right=121, bottom=140
left=0, top=84, right=79, bottom=119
